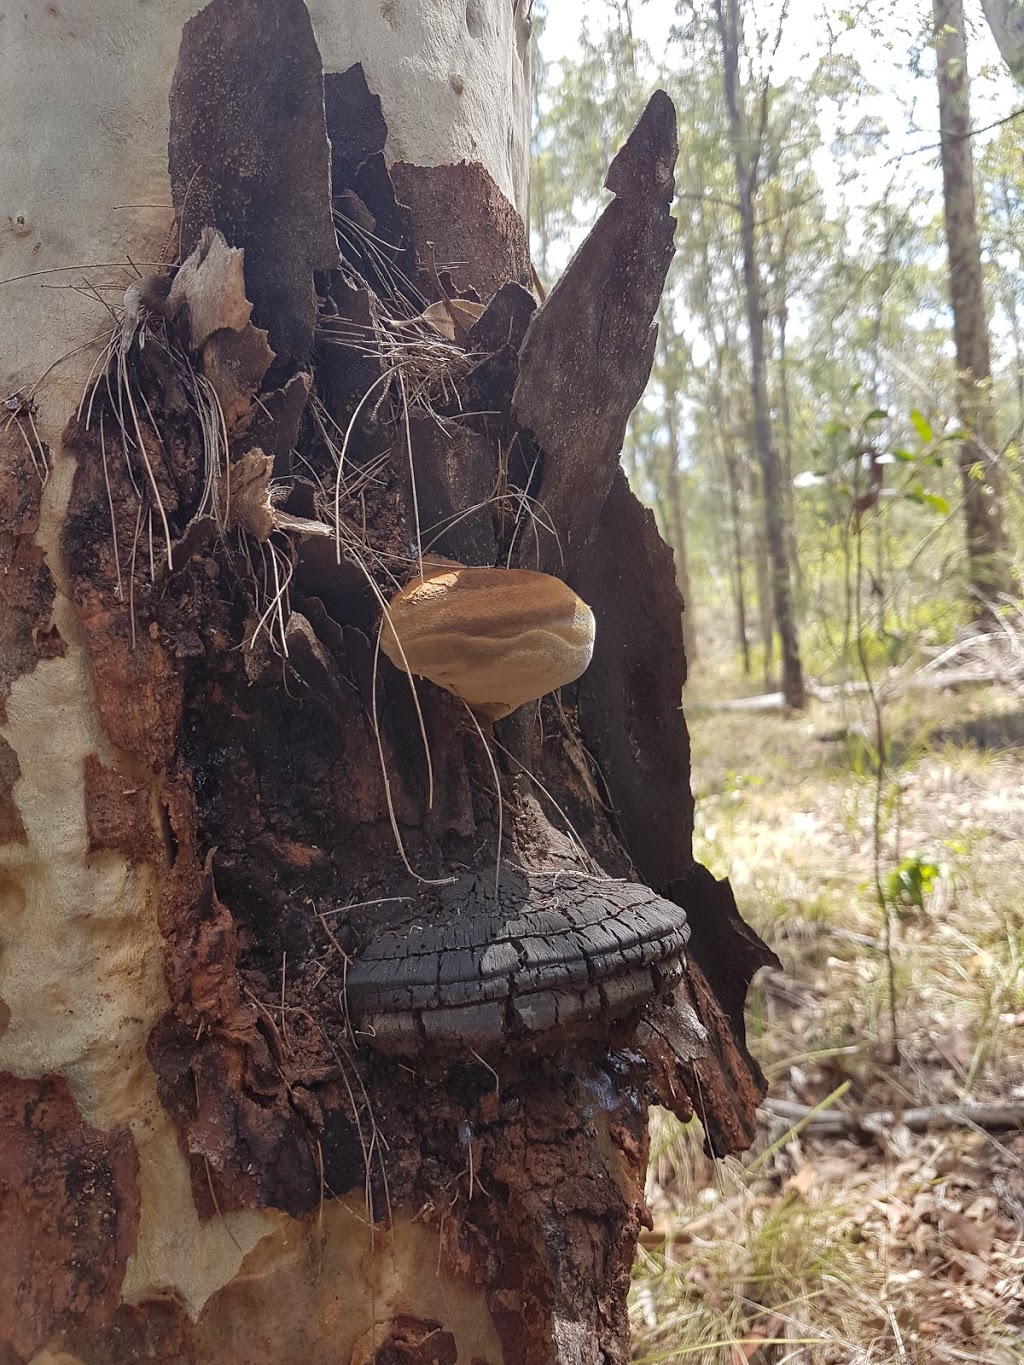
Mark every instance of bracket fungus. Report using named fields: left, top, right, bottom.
left=343, top=867, right=691, bottom=1058
left=379, top=560, right=596, bottom=719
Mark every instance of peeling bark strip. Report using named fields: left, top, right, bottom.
left=0, top=735, right=27, bottom=846
left=0, top=1074, right=139, bottom=1361
left=572, top=469, right=693, bottom=891
left=0, top=431, right=63, bottom=728
left=512, top=90, right=677, bottom=572
left=41, top=2, right=771, bottom=1353
left=169, top=0, right=338, bottom=364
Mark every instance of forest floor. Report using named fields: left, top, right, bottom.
left=631, top=676, right=1024, bottom=1364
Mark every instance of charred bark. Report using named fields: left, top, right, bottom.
left=1, top=4, right=774, bottom=1361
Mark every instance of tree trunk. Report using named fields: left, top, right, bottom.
left=724, top=450, right=752, bottom=674
left=934, top=0, right=1016, bottom=604
left=775, top=296, right=804, bottom=603
left=0, top=4, right=773, bottom=1361
left=982, top=0, right=1024, bottom=82
left=658, top=310, right=698, bottom=664
left=713, top=0, right=805, bottom=707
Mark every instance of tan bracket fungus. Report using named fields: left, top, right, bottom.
left=379, top=561, right=596, bottom=720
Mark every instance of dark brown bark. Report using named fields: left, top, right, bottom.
left=2, top=9, right=774, bottom=1361
left=934, top=0, right=1016, bottom=603
left=713, top=0, right=805, bottom=706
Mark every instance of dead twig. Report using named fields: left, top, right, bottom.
left=762, top=1096, right=1024, bottom=1137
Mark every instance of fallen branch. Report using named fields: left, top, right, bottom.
left=686, top=666, right=1017, bottom=712
left=762, top=1096, right=1024, bottom=1137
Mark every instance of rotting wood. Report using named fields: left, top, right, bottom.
left=2, top=4, right=774, bottom=1360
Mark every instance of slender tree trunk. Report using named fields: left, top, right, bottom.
left=658, top=308, right=698, bottom=664
left=776, top=298, right=804, bottom=601
left=934, top=0, right=1016, bottom=605
left=982, top=0, right=1024, bottom=81
left=1, top=4, right=772, bottom=1362
left=724, top=449, right=752, bottom=674
left=752, top=476, right=775, bottom=688
left=713, top=0, right=805, bottom=706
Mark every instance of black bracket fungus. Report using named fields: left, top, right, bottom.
left=343, top=869, right=691, bottom=1057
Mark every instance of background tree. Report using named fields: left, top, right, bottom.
left=934, top=0, right=1016, bottom=604
left=712, top=0, right=806, bottom=706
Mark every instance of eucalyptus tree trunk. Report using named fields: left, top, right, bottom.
left=657, top=309, right=698, bottom=664
left=934, top=0, right=1016, bottom=604
left=0, top=3, right=772, bottom=1361
left=712, top=0, right=805, bottom=707
left=982, top=0, right=1024, bottom=80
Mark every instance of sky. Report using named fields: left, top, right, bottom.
left=532, top=0, right=1024, bottom=453
left=535, top=0, right=1023, bottom=224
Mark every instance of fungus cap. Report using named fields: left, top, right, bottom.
left=380, top=563, right=596, bottom=719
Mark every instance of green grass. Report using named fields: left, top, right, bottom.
left=632, top=675, right=1024, bottom=1363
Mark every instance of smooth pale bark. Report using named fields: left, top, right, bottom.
left=933, top=0, right=1015, bottom=604
left=0, top=0, right=529, bottom=1352
left=712, top=0, right=804, bottom=707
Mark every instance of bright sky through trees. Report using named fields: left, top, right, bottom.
left=539, top=0, right=1021, bottom=231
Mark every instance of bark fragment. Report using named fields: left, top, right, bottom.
left=0, top=736, right=27, bottom=846
left=571, top=469, right=693, bottom=891
left=0, top=430, right=61, bottom=725
left=169, top=0, right=338, bottom=365
left=83, top=753, right=159, bottom=865
left=392, top=161, right=532, bottom=299
left=512, top=92, right=677, bottom=571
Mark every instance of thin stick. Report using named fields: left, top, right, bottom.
left=398, top=368, right=423, bottom=579
left=118, top=349, right=174, bottom=570
left=463, top=702, right=503, bottom=901
left=371, top=618, right=452, bottom=886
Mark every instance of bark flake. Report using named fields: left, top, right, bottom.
left=0, top=1073, right=139, bottom=1362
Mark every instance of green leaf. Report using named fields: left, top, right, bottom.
left=884, top=854, right=939, bottom=913
left=890, top=448, right=916, bottom=463
left=910, top=409, right=933, bottom=443
left=865, top=408, right=888, bottom=422
left=904, top=486, right=949, bottom=514
left=921, top=492, right=950, bottom=515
